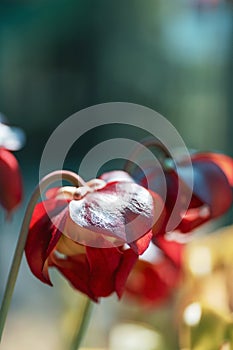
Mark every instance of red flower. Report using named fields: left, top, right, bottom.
left=0, top=148, right=22, bottom=214
left=25, top=171, right=160, bottom=301
left=135, top=152, right=233, bottom=236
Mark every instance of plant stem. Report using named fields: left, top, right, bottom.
left=0, top=170, right=84, bottom=342
left=69, top=298, right=93, bottom=350
left=124, top=138, right=171, bottom=175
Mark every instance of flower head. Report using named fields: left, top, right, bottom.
left=134, top=152, right=233, bottom=236
left=25, top=171, right=161, bottom=301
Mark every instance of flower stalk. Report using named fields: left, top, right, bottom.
left=0, top=170, right=83, bottom=342
left=68, top=298, right=93, bottom=350
left=124, top=138, right=172, bottom=175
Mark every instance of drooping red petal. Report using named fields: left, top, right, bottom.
left=66, top=181, right=154, bottom=253
left=115, top=248, right=138, bottom=298
left=25, top=198, right=68, bottom=285
left=50, top=246, right=138, bottom=301
left=0, top=148, right=22, bottom=213
left=50, top=253, right=97, bottom=301
left=86, top=246, right=137, bottom=299
left=86, top=246, right=122, bottom=297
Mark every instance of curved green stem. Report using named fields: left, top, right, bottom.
left=69, top=298, right=93, bottom=350
left=0, top=170, right=84, bottom=342
left=124, top=138, right=171, bottom=174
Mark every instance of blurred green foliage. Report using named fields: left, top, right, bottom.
left=0, top=0, right=232, bottom=156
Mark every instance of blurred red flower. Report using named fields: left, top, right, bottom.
left=25, top=171, right=161, bottom=301
left=135, top=152, right=233, bottom=237
left=124, top=151, right=233, bottom=306
left=0, top=149, right=22, bottom=214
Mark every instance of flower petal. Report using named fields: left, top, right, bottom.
left=25, top=199, right=68, bottom=285
left=125, top=256, right=180, bottom=306
left=51, top=246, right=138, bottom=301
left=129, top=230, right=153, bottom=255
left=66, top=182, right=154, bottom=251
left=115, top=248, right=138, bottom=298
left=50, top=253, right=97, bottom=301
left=191, top=152, right=233, bottom=186
left=0, top=149, right=22, bottom=213
left=86, top=246, right=138, bottom=299
left=86, top=246, right=122, bottom=297
left=180, top=160, right=232, bottom=218
left=154, top=234, right=185, bottom=268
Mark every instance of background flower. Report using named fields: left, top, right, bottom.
left=133, top=151, right=233, bottom=236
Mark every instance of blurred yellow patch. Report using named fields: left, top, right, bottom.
left=179, top=225, right=233, bottom=349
